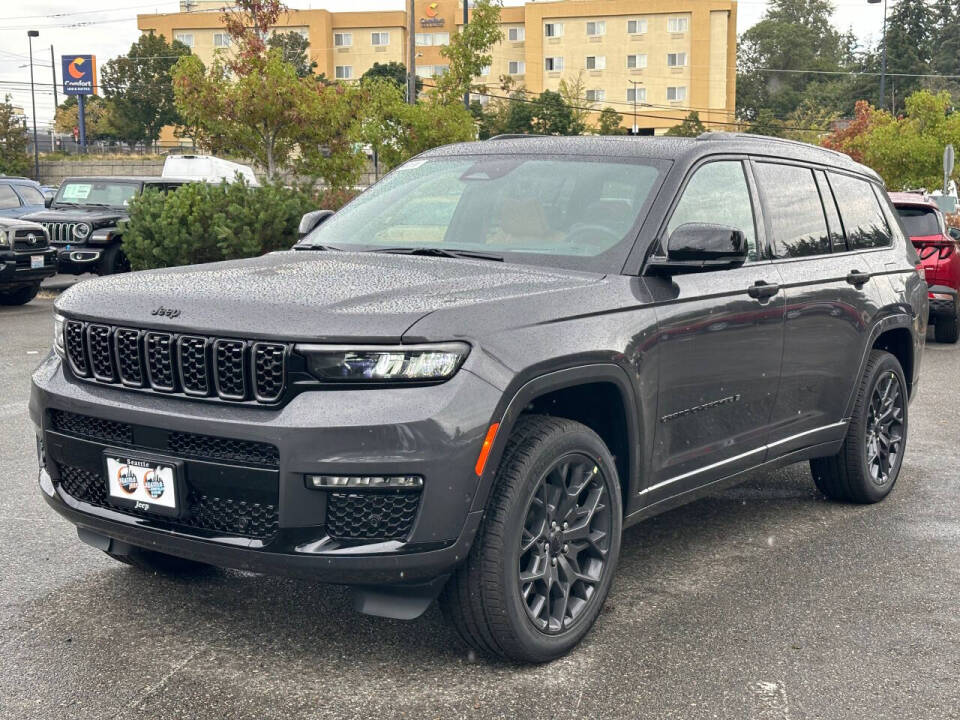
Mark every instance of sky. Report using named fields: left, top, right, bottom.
left=0, top=0, right=887, bottom=129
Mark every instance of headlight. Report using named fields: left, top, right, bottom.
left=297, top=342, right=470, bottom=383
left=73, top=223, right=91, bottom=240
left=0, top=230, right=8, bottom=248
left=53, top=314, right=66, bottom=358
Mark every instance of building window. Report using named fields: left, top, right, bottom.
left=544, top=57, right=564, bottom=72
left=416, top=32, right=450, bottom=46
left=334, top=32, right=352, bottom=47
left=544, top=23, right=564, bottom=38
left=174, top=33, right=194, bottom=48
left=626, top=54, right=647, bottom=69
left=586, top=21, right=606, bottom=36
left=479, top=65, right=491, bottom=76
left=335, top=65, right=353, bottom=80
left=508, top=60, right=525, bottom=75
left=667, top=52, right=687, bottom=67
left=585, top=89, right=605, bottom=102
left=668, top=16, right=689, bottom=33
left=585, top=56, right=606, bottom=71
left=508, top=26, right=525, bottom=42
left=667, top=86, right=687, bottom=101
left=627, top=19, right=647, bottom=34
left=416, top=65, right=449, bottom=78
left=213, top=32, right=230, bottom=48
left=371, top=31, right=390, bottom=46
left=627, top=87, right=647, bottom=103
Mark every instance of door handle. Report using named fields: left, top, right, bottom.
left=846, top=270, right=871, bottom=287
left=747, top=280, right=780, bottom=300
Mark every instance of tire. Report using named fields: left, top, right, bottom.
left=96, top=244, right=130, bottom=276
left=934, top=314, right=958, bottom=343
left=810, top=349, right=908, bottom=504
left=0, top=282, right=40, bottom=306
left=440, top=415, right=623, bottom=663
left=104, top=547, right=213, bottom=575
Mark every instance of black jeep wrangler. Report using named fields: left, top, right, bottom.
left=23, top=176, right=187, bottom=276
left=33, top=134, right=927, bottom=662
left=0, top=217, right=56, bottom=305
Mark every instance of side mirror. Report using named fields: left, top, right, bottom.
left=949, top=227, right=960, bottom=241
left=298, top=209, right=334, bottom=239
left=646, top=223, right=748, bottom=275
left=44, top=196, right=54, bottom=208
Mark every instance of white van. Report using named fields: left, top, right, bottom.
left=162, top=155, right=260, bottom=186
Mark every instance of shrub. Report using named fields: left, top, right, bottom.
left=122, top=181, right=356, bottom=270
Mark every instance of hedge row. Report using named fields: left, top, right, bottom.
left=121, top=181, right=355, bottom=271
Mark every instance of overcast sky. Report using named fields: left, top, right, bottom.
left=0, top=0, right=886, bottom=128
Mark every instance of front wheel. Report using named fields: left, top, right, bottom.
left=440, top=415, right=622, bottom=663
left=96, top=244, right=130, bottom=276
left=810, top=349, right=908, bottom=503
left=0, top=282, right=41, bottom=306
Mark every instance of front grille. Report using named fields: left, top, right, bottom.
left=13, top=228, right=49, bottom=250
left=41, top=221, right=78, bottom=245
left=61, top=319, right=288, bottom=404
left=57, top=464, right=278, bottom=540
left=49, top=409, right=279, bottom=468
left=326, top=491, right=421, bottom=542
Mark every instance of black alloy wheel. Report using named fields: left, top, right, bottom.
left=864, top=370, right=905, bottom=487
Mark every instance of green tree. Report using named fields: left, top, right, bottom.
left=531, top=90, right=576, bottom=135
left=100, top=32, right=193, bottom=146
left=558, top=71, right=593, bottom=134
left=361, top=61, right=421, bottom=93
left=597, top=107, right=624, bottom=135
left=746, top=108, right=786, bottom=137
left=665, top=111, right=707, bottom=137
left=503, top=91, right=536, bottom=134
left=435, top=0, right=504, bottom=104
left=0, top=97, right=31, bottom=176
left=267, top=31, right=317, bottom=77
left=883, top=0, right=933, bottom=112
left=53, top=96, right=119, bottom=143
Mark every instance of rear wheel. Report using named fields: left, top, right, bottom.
left=105, top=547, right=213, bottom=575
left=0, top=282, right=41, bottom=306
left=440, top=415, right=622, bottom=663
left=810, top=349, right=907, bottom=503
left=934, top=313, right=958, bottom=343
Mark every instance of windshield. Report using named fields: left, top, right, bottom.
left=55, top=180, right=142, bottom=208
left=896, top=205, right=942, bottom=238
left=303, top=155, right=666, bottom=272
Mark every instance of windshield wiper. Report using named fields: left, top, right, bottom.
left=368, top=246, right=503, bottom=262
left=80, top=202, right=112, bottom=208
left=293, top=243, right=344, bottom=251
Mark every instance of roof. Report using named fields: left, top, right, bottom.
left=0, top=176, right=40, bottom=185
left=888, top=191, right=939, bottom=208
left=420, top=132, right=880, bottom=183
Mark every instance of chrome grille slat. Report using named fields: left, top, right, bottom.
left=60, top=320, right=286, bottom=404
left=41, top=222, right=77, bottom=245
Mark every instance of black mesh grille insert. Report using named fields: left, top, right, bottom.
left=87, top=324, right=116, bottom=381
left=215, top=340, right=246, bottom=399
left=253, top=343, right=285, bottom=401
left=146, top=332, right=176, bottom=391
left=178, top=336, right=210, bottom=396
left=167, top=431, right=279, bottom=467
left=50, top=409, right=134, bottom=444
left=115, top=329, right=144, bottom=386
left=65, top=320, right=88, bottom=376
left=56, top=464, right=278, bottom=540
left=326, top=492, right=421, bottom=541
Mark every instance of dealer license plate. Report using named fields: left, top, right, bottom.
left=104, top=453, right=181, bottom=517
left=31, top=255, right=44, bottom=269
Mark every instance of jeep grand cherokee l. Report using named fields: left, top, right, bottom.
left=32, top=134, right=927, bottom=663
left=23, top=176, right=187, bottom=276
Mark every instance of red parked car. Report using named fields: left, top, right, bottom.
left=890, top=192, right=960, bottom=343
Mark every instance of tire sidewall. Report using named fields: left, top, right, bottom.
left=497, top=426, right=623, bottom=660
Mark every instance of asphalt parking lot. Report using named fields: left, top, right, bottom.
left=2, top=296, right=958, bottom=720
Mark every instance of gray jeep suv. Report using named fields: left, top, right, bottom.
left=32, top=134, right=927, bottom=662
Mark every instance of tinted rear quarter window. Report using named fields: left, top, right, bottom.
left=0, top=184, right=21, bottom=210
left=15, top=185, right=44, bottom=205
left=755, top=162, right=830, bottom=258
left=829, top=173, right=892, bottom=249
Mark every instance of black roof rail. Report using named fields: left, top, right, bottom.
left=486, top=133, right=547, bottom=140
left=696, top=131, right=846, bottom=158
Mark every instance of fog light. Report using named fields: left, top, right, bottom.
left=305, top=474, right=423, bottom=491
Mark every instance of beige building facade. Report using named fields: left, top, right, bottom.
left=138, top=0, right=737, bottom=134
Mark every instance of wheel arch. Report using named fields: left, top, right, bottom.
left=471, top=364, right=641, bottom=517
left=844, top=313, right=917, bottom=418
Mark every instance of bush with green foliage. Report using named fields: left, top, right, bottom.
left=121, top=181, right=354, bottom=270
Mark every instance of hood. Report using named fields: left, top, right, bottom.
left=22, top=208, right=126, bottom=224
left=55, top=251, right=603, bottom=342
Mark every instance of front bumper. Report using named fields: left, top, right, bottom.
left=0, top=248, right=57, bottom=286
left=31, top=353, right=502, bottom=585
left=51, top=244, right=103, bottom=274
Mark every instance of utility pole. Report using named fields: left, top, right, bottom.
left=628, top=79, right=642, bottom=135
left=407, top=0, right=417, bottom=104
left=463, top=0, right=470, bottom=110
left=868, top=0, right=888, bottom=109
left=50, top=45, right=58, bottom=110
left=27, top=30, right=39, bottom=178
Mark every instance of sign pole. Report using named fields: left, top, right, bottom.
left=78, top=94, right=87, bottom=151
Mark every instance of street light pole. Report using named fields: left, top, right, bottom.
left=628, top=79, right=642, bottom=135
left=27, top=30, right=39, bottom=179
left=407, top=0, right=416, bottom=104
left=868, top=0, right=888, bottom=109
left=463, top=0, right=470, bottom=110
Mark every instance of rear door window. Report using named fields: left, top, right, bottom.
left=0, top=184, right=22, bottom=209
left=828, top=173, right=892, bottom=249
left=754, top=163, right=830, bottom=258
left=14, top=184, right=44, bottom=205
